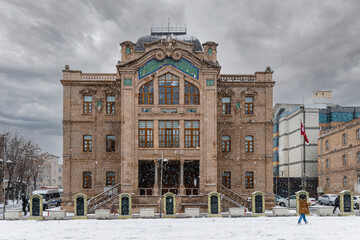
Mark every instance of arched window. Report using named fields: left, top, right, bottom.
left=159, top=74, right=179, bottom=105
left=245, top=136, right=254, bottom=152
left=185, top=81, right=200, bottom=105
left=139, top=81, right=153, bottom=104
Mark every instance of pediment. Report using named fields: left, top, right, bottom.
left=79, top=87, right=97, bottom=96
left=241, top=88, right=258, bottom=95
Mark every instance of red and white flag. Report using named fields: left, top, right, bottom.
left=301, top=121, right=309, bottom=144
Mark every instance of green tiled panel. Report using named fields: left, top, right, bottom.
left=139, top=58, right=199, bottom=79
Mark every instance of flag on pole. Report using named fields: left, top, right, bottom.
left=301, top=121, right=309, bottom=144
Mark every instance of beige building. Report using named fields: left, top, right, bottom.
left=318, top=118, right=360, bottom=195
left=61, top=27, right=275, bottom=212
left=37, top=155, right=63, bottom=189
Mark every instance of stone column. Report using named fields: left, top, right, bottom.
left=180, top=161, right=185, bottom=195
left=153, top=160, right=159, bottom=195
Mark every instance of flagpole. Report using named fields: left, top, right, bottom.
left=302, top=105, right=306, bottom=190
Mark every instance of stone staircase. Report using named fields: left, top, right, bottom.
left=217, top=183, right=249, bottom=209
left=87, top=182, right=121, bottom=213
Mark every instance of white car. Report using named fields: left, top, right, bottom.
left=353, top=196, right=360, bottom=209
left=278, top=195, right=316, bottom=208
left=318, top=194, right=338, bottom=206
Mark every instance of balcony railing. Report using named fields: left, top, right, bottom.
left=219, top=75, right=256, bottom=82
left=81, top=74, right=116, bottom=80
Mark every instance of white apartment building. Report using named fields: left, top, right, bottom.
left=37, top=155, right=63, bottom=189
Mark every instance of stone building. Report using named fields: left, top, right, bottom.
left=61, top=27, right=275, bottom=212
left=37, top=155, right=63, bottom=189
left=318, top=118, right=360, bottom=195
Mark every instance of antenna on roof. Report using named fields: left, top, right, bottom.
left=168, top=18, right=170, bottom=35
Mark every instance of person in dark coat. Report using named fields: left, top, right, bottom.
left=22, top=195, right=28, bottom=216
left=333, top=195, right=340, bottom=214
left=298, top=196, right=310, bottom=224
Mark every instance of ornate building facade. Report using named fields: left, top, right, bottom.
left=61, top=27, right=275, bottom=212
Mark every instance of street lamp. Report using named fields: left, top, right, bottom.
left=1, top=158, right=12, bottom=220
left=156, top=152, right=168, bottom=218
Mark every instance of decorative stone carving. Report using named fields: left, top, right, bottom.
left=103, top=86, right=120, bottom=97
left=172, top=50, right=182, bottom=61
left=79, top=87, right=97, bottom=96
left=241, top=88, right=257, bottom=96
left=217, top=88, right=235, bottom=96
left=155, top=50, right=166, bottom=61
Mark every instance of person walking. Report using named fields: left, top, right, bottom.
left=333, top=195, right=340, bottom=214
left=298, top=196, right=310, bottom=224
left=22, top=194, right=29, bottom=216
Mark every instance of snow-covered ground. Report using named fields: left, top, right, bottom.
left=0, top=215, right=359, bottom=240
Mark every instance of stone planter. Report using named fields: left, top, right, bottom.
left=95, top=209, right=111, bottom=219
left=49, top=210, right=67, bottom=220
left=229, top=207, right=245, bottom=217
left=5, top=210, right=22, bottom=220
left=272, top=206, right=289, bottom=216
left=140, top=208, right=155, bottom=218
left=185, top=208, right=200, bottom=218
left=316, top=206, right=333, bottom=216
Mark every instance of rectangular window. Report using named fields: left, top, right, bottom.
left=159, top=74, right=179, bottom=105
left=357, top=129, right=360, bottom=140
left=138, top=160, right=155, bottom=195
left=326, top=159, right=329, bottom=168
left=106, top=171, right=115, bottom=186
left=185, top=121, right=200, bottom=148
left=343, top=155, right=347, bottom=166
left=245, top=96, right=254, bottom=114
left=245, top=172, right=254, bottom=189
left=222, top=97, right=231, bottom=114
left=222, top=171, right=231, bottom=189
left=343, top=176, right=348, bottom=187
left=325, top=140, right=329, bottom=150
left=83, top=135, right=92, bottom=152
left=326, top=178, right=330, bottom=188
left=245, top=136, right=254, bottom=153
left=342, top=133, right=347, bottom=145
left=106, top=135, right=115, bottom=152
left=358, top=174, right=360, bottom=185
left=139, top=121, right=154, bottom=148
left=357, top=152, right=360, bottom=163
left=83, top=172, right=92, bottom=188
left=159, top=121, right=179, bottom=148
left=83, top=96, right=92, bottom=114
left=222, top=136, right=231, bottom=152
left=106, top=96, right=115, bottom=114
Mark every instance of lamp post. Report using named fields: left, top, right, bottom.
left=156, top=152, right=167, bottom=218
left=1, top=134, right=12, bottom=219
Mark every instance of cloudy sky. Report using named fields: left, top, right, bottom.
left=0, top=0, right=359, bottom=158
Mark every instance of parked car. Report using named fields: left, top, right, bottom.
left=274, top=195, right=284, bottom=205
left=318, top=194, right=337, bottom=206
left=353, top=196, right=360, bottom=209
left=278, top=195, right=316, bottom=208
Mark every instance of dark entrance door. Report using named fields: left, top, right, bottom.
left=255, top=195, right=263, bottom=213
left=121, top=196, right=130, bottom=215
left=76, top=197, right=85, bottom=216
left=344, top=194, right=351, bottom=212
left=166, top=195, right=174, bottom=215
left=32, top=197, right=40, bottom=216
left=210, top=195, right=219, bottom=214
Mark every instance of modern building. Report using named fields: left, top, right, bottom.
left=61, top=27, right=275, bottom=212
left=318, top=117, right=360, bottom=195
left=37, top=155, right=63, bottom=189
left=273, top=93, right=360, bottom=197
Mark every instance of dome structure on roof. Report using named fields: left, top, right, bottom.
left=135, top=26, right=203, bottom=52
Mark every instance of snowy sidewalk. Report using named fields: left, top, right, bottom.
left=0, top=216, right=358, bottom=240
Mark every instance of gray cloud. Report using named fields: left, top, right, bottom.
left=0, top=0, right=360, bottom=158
